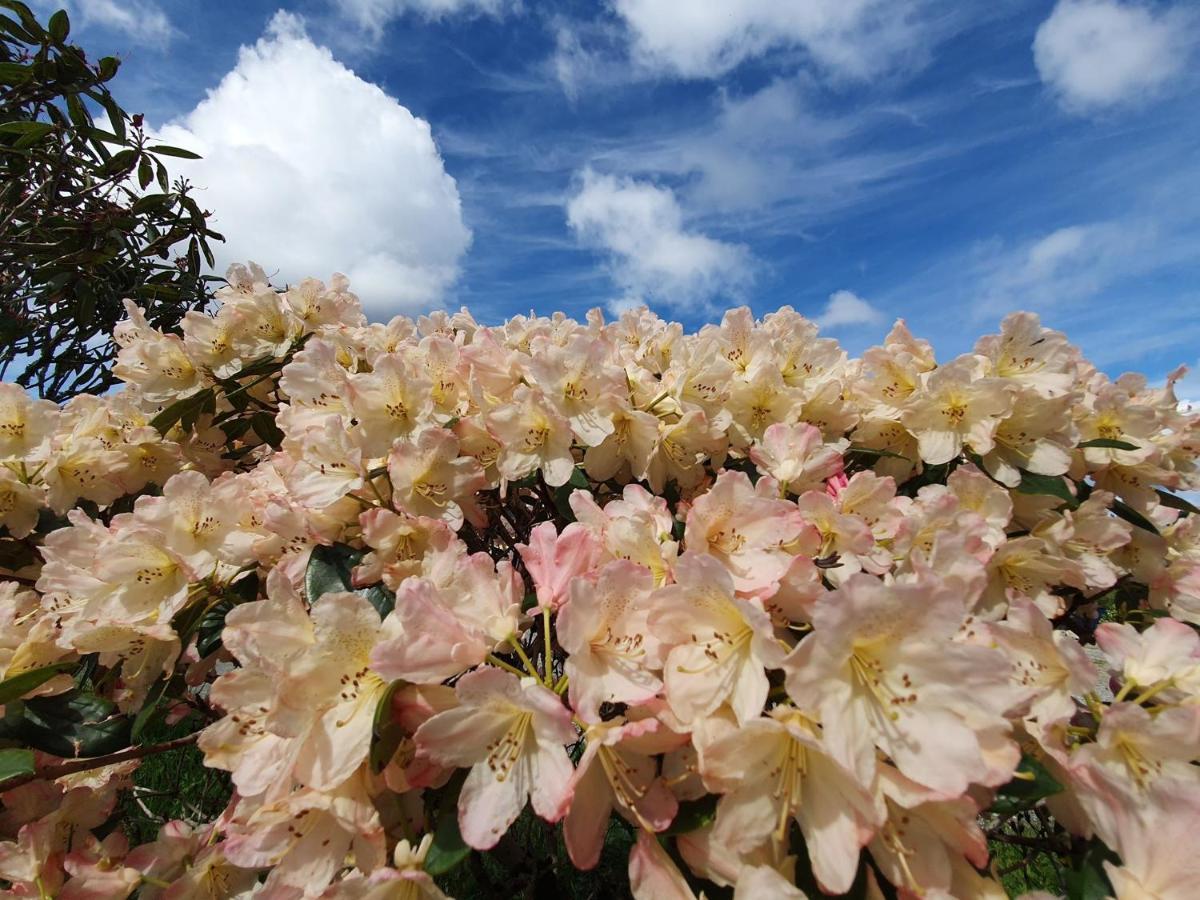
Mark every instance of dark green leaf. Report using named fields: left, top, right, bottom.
left=369, top=680, right=404, bottom=773
left=1064, top=841, right=1119, bottom=900
left=989, top=754, right=1063, bottom=815
left=1016, top=470, right=1078, bottom=508
left=47, top=8, right=68, bottom=41
left=0, top=748, right=35, bottom=785
left=1078, top=438, right=1139, bottom=451
left=137, top=155, right=153, bottom=189
left=251, top=411, right=284, bottom=448
left=305, top=543, right=395, bottom=617
left=1111, top=497, right=1159, bottom=534
left=1156, top=488, right=1200, bottom=516
left=0, top=61, right=33, bottom=84
left=0, top=661, right=76, bottom=705
left=521, top=591, right=539, bottom=612
left=664, top=794, right=718, bottom=835
left=102, top=147, right=137, bottom=175
left=0, top=120, right=54, bottom=138
left=130, top=675, right=172, bottom=741
left=149, top=388, right=214, bottom=435
left=147, top=144, right=202, bottom=160
left=425, top=771, right=471, bottom=876
left=846, top=445, right=911, bottom=461
left=97, top=56, right=119, bottom=80
left=16, top=689, right=131, bottom=758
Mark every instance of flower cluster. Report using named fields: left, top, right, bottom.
left=2, top=262, right=1199, bottom=899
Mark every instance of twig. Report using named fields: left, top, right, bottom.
left=0, top=731, right=202, bottom=791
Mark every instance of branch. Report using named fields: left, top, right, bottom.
left=0, top=731, right=202, bottom=792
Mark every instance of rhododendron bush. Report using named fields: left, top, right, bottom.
left=2, top=262, right=1199, bottom=899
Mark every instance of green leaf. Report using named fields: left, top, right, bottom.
left=425, top=772, right=471, bottom=876
left=989, top=754, right=1063, bottom=815
left=0, top=661, right=76, bottom=706
left=251, top=411, right=284, bottom=448
left=521, top=591, right=539, bottom=612
left=1111, top=496, right=1159, bottom=535
left=1015, top=470, right=1078, bottom=508
left=1064, top=841, right=1119, bottom=900
left=1156, top=488, right=1200, bottom=516
left=130, top=675, right=172, bottom=742
left=3, top=120, right=56, bottom=148
left=369, top=680, right=404, bottom=773
left=16, top=689, right=131, bottom=758
left=1078, top=438, right=1139, bottom=451
left=147, top=144, right=202, bottom=159
left=305, top=543, right=395, bottom=617
left=97, top=56, right=119, bottom=80
left=137, top=155, right=153, bottom=189
left=846, top=445, right=911, bottom=462
left=664, top=794, right=718, bottom=835
left=0, top=61, right=33, bottom=84
left=0, top=748, right=35, bottom=785
left=47, top=8, right=68, bottom=41
left=149, top=388, right=214, bottom=435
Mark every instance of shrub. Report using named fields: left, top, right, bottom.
left=1, top=263, right=1198, bottom=898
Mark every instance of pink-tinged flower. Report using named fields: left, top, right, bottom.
left=486, top=386, right=576, bottom=487
left=1097, top=780, right=1200, bottom=900
left=131, top=470, right=261, bottom=571
left=1074, top=703, right=1200, bottom=795
left=644, top=409, right=727, bottom=494
left=414, top=668, right=576, bottom=850
left=649, top=553, right=785, bottom=725
left=975, top=312, right=1077, bottom=398
left=280, top=417, right=366, bottom=508
left=985, top=599, right=1096, bottom=727
left=0, top=466, right=42, bottom=539
left=525, top=333, right=622, bottom=446
left=866, top=765, right=991, bottom=898
left=564, top=717, right=678, bottom=870
left=783, top=573, right=1020, bottom=796
left=901, top=356, right=1014, bottom=465
left=685, top=471, right=808, bottom=593
left=202, top=581, right=388, bottom=796
left=697, top=707, right=881, bottom=894
left=735, top=865, right=808, bottom=899
left=558, top=559, right=664, bottom=721
left=582, top=405, right=660, bottom=483
left=517, top=520, right=603, bottom=612
left=371, top=553, right=522, bottom=684
left=221, top=772, right=385, bottom=897
left=749, top=422, right=847, bottom=496
left=60, top=831, right=141, bottom=900
left=356, top=508, right=459, bottom=591
left=319, top=836, right=451, bottom=899
left=345, top=348, right=434, bottom=453
left=0, top=382, right=59, bottom=458
left=126, top=820, right=258, bottom=900
left=1034, top=490, right=1131, bottom=591
left=387, top=425, right=487, bottom=529
left=1095, top=617, right=1200, bottom=703
left=628, top=828, right=698, bottom=900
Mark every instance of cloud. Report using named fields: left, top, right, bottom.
left=330, top=0, right=516, bottom=36
left=1033, top=0, right=1195, bottom=112
left=565, top=169, right=752, bottom=313
left=815, top=290, right=885, bottom=329
left=31, top=0, right=173, bottom=45
left=971, top=222, right=1160, bottom=316
left=154, top=11, right=471, bottom=317
left=611, top=0, right=932, bottom=81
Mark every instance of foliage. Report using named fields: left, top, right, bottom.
left=0, top=0, right=221, bottom=400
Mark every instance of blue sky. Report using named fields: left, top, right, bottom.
left=39, top=0, right=1200, bottom=389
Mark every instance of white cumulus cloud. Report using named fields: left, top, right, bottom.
left=611, top=0, right=928, bottom=81
left=1033, top=0, right=1195, bottom=113
left=815, top=290, right=885, bottom=329
left=154, top=11, right=471, bottom=317
left=331, top=0, right=516, bottom=36
left=565, top=169, right=751, bottom=313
